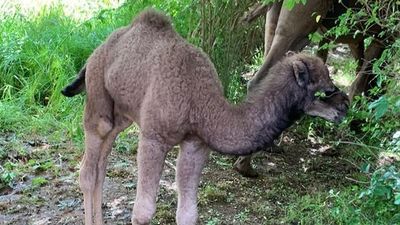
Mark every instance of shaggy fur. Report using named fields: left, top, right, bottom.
left=63, top=9, right=348, bottom=225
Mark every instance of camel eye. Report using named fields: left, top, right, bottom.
left=325, top=87, right=339, bottom=97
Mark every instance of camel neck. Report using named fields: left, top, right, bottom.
left=196, top=83, right=302, bottom=155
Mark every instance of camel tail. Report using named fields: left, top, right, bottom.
left=61, top=66, right=86, bottom=97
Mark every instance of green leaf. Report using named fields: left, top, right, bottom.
left=368, top=96, right=389, bottom=120
left=261, top=0, right=276, bottom=4
left=395, top=193, right=400, bottom=205
left=1, top=171, right=16, bottom=184
left=373, top=185, right=392, bottom=199
left=308, top=32, right=323, bottom=43
left=360, top=163, right=371, bottom=173
left=391, top=213, right=400, bottom=224
left=395, top=99, right=400, bottom=108
left=283, top=0, right=297, bottom=10
left=314, top=91, right=326, bottom=98
left=32, top=176, right=48, bottom=187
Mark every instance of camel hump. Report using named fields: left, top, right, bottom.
left=134, top=8, right=172, bottom=30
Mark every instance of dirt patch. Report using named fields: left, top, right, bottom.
left=0, top=129, right=357, bottom=225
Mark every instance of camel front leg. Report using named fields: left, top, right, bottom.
left=176, top=137, right=210, bottom=225
left=132, top=135, right=170, bottom=225
left=349, top=40, right=384, bottom=101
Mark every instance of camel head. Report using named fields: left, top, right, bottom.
left=287, top=52, right=349, bottom=123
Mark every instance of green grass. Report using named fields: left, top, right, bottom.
left=285, top=186, right=400, bottom=225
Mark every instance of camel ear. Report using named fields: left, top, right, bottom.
left=286, top=51, right=296, bottom=57
left=292, top=60, right=309, bottom=87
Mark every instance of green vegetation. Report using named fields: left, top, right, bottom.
left=0, top=0, right=399, bottom=224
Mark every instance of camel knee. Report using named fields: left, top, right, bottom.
left=84, top=105, right=114, bottom=138
left=132, top=202, right=156, bottom=225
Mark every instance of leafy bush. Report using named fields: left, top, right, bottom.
left=360, top=165, right=400, bottom=206
left=285, top=0, right=400, bottom=223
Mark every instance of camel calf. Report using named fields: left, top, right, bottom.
left=62, top=9, right=348, bottom=225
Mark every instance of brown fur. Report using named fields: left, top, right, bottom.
left=64, top=9, right=348, bottom=225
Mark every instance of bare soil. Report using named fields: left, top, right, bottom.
left=0, top=127, right=357, bottom=225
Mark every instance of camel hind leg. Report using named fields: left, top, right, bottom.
left=80, top=103, right=112, bottom=225
left=79, top=54, right=132, bottom=224
left=80, top=102, right=132, bottom=225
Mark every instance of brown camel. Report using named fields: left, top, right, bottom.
left=62, top=9, right=348, bottom=225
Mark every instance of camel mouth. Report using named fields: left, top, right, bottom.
left=307, top=86, right=349, bottom=123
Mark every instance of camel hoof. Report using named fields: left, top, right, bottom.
left=233, top=160, right=259, bottom=178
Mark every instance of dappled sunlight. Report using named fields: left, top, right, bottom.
left=326, top=45, right=357, bottom=90
left=328, top=64, right=354, bottom=89
left=1, top=0, right=124, bottom=21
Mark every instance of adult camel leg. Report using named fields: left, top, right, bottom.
left=348, top=41, right=365, bottom=73
left=317, top=36, right=365, bottom=70
left=248, top=0, right=331, bottom=90
left=317, top=38, right=329, bottom=63
left=264, top=1, right=283, bottom=57
left=234, top=1, right=283, bottom=178
left=176, top=137, right=210, bottom=225
left=349, top=40, right=384, bottom=101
